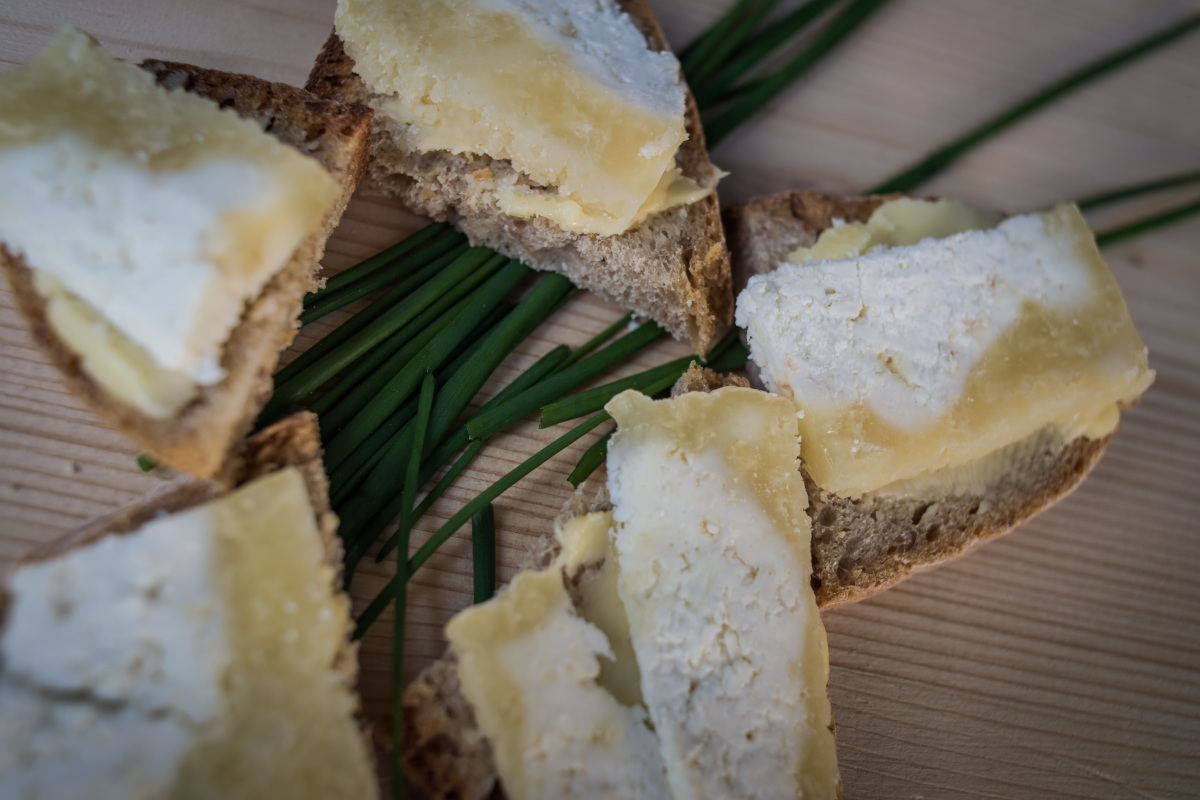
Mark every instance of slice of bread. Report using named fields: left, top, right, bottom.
left=726, top=190, right=1119, bottom=607
left=0, top=412, right=379, bottom=798
left=305, top=0, right=732, bottom=355
left=0, top=58, right=372, bottom=482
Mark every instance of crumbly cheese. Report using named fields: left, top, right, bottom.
left=605, top=387, right=839, bottom=800
left=0, top=28, right=339, bottom=417
left=786, top=197, right=1002, bottom=263
left=736, top=202, right=1154, bottom=496
left=0, top=468, right=378, bottom=800
left=555, top=511, right=642, bottom=708
left=335, top=0, right=712, bottom=236
left=447, top=568, right=671, bottom=800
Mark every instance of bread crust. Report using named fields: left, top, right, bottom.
left=0, top=62, right=373, bottom=481
left=726, top=190, right=1120, bottom=606
left=305, top=0, right=732, bottom=355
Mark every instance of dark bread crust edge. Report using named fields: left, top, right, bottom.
left=0, top=61, right=373, bottom=481
left=725, top=190, right=1119, bottom=607
left=305, top=0, right=732, bottom=355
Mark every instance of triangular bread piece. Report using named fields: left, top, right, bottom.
left=305, top=0, right=731, bottom=355
left=1, top=53, right=372, bottom=481
left=727, top=190, right=1135, bottom=607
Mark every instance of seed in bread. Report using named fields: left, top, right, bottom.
left=727, top=191, right=1154, bottom=605
left=0, top=27, right=372, bottom=480
left=0, top=413, right=378, bottom=800
left=307, top=0, right=732, bottom=355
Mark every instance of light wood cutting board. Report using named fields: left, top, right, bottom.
left=2, top=1, right=1199, bottom=797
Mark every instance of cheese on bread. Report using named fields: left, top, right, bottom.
left=0, top=466, right=377, bottom=800
left=736, top=199, right=1153, bottom=495
left=0, top=28, right=340, bottom=419
left=335, top=0, right=712, bottom=236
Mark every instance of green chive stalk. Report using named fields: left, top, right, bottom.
left=684, top=0, right=783, bottom=88
left=301, top=233, right=467, bottom=325
left=354, top=411, right=611, bottom=638
left=308, top=221, right=449, bottom=304
left=324, top=260, right=529, bottom=472
left=692, top=0, right=842, bottom=108
left=567, top=426, right=615, bottom=488
left=1096, top=197, right=1200, bottom=248
left=1077, top=169, right=1200, bottom=211
left=472, top=504, right=497, bottom=604
left=705, top=0, right=892, bottom=147
left=466, top=321, right=666, bottom=441
left=872, top=13, right=1200, bottom=194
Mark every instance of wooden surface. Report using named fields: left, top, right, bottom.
left=2, top=1, right=1199, bottom=797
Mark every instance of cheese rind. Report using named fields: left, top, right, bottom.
left=335, top=0, right=709, bottom=235
left=606, top=387, right=838, bottom=800
left=446, top=568, right=671, bottom=800
left=0, top=28, right=339, bottom=415
left=736, top=202, right=1154, bottom=495
left=0, top=468, right=378, bottom=800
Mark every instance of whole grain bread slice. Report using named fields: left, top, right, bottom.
left=726, top=190, right=1117, bottom=607
left=0, top=60, right=372, bottom=482
left=305, top=0, right=732, bottom=355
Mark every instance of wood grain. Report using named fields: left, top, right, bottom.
left=2, top=1, right=1199, bottom=797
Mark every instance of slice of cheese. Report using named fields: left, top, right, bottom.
left=606, top=387, right=839, bottom=800
left=736, top=201, right=1154, bottom=495
left=0, top=468, right=378, bottom=800
left=335, top=0, right=711, bottom=236
left=0, top=28, right=339, bottom=417
left=446, top=568, right=671, bottom=800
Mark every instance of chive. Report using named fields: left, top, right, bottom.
left=390, top=547, right=407, bottom=800
left=423, top=274, right=574, bottom=450
left=313, top=295, right=513, bottom=425
left=558, top=312, right=633, bottom=369
left=472, top=504, right=497, bottom=604
left=277, top=243, right=471, bottom=392
left=367, top=344, right=574, bottom=562
left=1095, top=197, right=1200, bottom=249
left=872, top=13, right=1200, bottom=194
left=369, top=439, right=486, bottom=567
left=466, top=322, right=666, bottom=441
left=336, top=343, right=569, bottom=511
left=262, top=246, right=492, bottom=423
left=327, top=304, right=513, bottom=507
left=136, top=454, right=157, bottom=472
left=690, top=0, right=783, bottom=89
left=568, top=425, right=614, bottom=488
left=308, top=221, right=448, bottom=304
left=679, top=0, right=760, bottom=81
left=353, top=342, right=575, bottom=564
left=399, top=374, right=436, bottom=564
left=692, top=0, right=842, bottom=109
left=301, top=233, right=467, bottom=324
left=315, top=271, right=500, bottom=437
left=705, top=338, right=751, bottom=372
left=1077, top=169, right=1200, bottom=211
left=354, top=411, right=611, bottom=638
left=539, top=355, right=694, bottom=427
left=705, top=0, right=892, bottom=148
left=324, top=259, right=529, bottom=472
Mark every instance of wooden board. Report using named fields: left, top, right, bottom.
left=2, top=1, right=1199, bottom=796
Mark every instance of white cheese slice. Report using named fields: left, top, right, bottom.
left=0, top=468, right=378, bottom=800
left=0, top=28, right=340, bottom=417
left=446, top=568, right=671, bottom=800
left=736, top=202, right=1154, bottom=495
left=606, top=387, right=839, bottom=800
left=336, top=0, right=711, bottom=235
